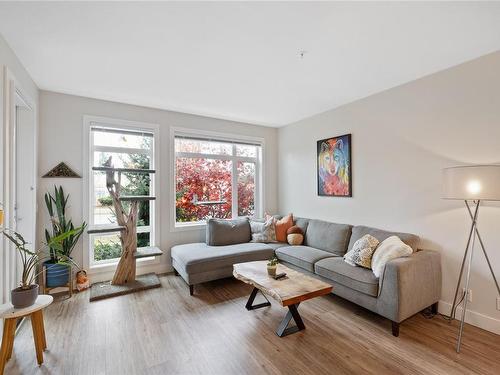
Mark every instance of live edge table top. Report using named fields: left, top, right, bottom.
left=233, top=261, right=333, bottom=307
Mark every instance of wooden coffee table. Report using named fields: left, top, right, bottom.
left=233, top=261, right=333, bottom=337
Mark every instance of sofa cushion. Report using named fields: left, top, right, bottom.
left=171, top=242, right=274, bottom=274
left=304, top=219, right=352, bottom=256
left=314, top=257, right=379, bottom=297
left=275, top=245, right=336, bottom=272
left=348, top=225, right=419, bottom=253
left=265, top=242, right=289, bottom=251
left=206, top=218, right=251, bottom=246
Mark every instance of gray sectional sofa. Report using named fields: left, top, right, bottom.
left=171, top=217, right=441, bottom=336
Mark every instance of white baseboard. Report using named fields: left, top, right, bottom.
left=89, top=263, right=170, bottom=284
left=439, top=300, right=500, bottom=335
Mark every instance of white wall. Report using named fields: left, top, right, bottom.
left=278, top=51, right=500, bottom=334
left=38, top=91, right=279, bottom=282
left=0, top=33, right=39, bottom=305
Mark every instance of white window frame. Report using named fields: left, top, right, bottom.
left=82, top=115, right=160, bottom=273
left=170, top=126, right=265, bottom=232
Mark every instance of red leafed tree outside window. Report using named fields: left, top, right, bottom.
left=175, top=138, right=258, bottom=223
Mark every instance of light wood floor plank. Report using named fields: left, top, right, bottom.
left=4, top=275, right=500, bottom=375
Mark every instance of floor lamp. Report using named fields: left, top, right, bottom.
left=442, top=165, right=500, bottom=353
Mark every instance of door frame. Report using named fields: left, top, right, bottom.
left=1, top=66, right=38, bottom=303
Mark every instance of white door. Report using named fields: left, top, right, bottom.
left=13, top=94, right=36, bottom=248
left=0, top=81, right=37, bottom=304
left=10, top=92, right=37, bottom=290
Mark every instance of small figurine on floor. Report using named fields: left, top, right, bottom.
left=76, top=270, right=90, bottom=292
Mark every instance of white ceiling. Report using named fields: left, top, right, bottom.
left=1, top=2, right=500, bottom=127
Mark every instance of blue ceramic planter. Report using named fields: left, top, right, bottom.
left=44, top=261, right=70, bottom=287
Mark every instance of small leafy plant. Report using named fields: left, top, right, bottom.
left=2, top=228, right=82, bottom=289
left=267, top=256, right=278, bottom=267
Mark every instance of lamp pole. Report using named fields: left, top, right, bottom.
left=456, top=200, right=478, bottom=352
left=448, top=199, right=500, bottom=353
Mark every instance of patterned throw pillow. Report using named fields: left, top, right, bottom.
left=250, top=218, right=277, bottom=243
left=343, top=234, right=379, bottom=269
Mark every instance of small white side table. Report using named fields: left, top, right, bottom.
left=0, top=295, right=53, bottom=373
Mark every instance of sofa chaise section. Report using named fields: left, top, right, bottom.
left=171, top=242, right=276, bottom=295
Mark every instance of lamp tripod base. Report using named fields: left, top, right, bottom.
left=449, top=200, right=500, bottom=353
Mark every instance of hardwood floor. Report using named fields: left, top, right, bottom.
left=4, top=274, right=500, bottom=375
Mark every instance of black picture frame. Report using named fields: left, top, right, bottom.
left=317, top=133, right=352, bottom=197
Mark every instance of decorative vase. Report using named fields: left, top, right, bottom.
left=44, top=261, right=70, bottom=288
left=11, top=284, right=39, bottom=308
left=267, top=265, right=277, bottom=277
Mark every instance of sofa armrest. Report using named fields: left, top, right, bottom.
left=377, top=250, right=442, bottom=322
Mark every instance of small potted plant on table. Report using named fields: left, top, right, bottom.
left=2, top=229, right=82, bottom=308
left=267, top=256, right=279, bottom=277
left=44, top=186, right=86, bottom=290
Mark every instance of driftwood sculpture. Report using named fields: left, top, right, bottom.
left=86, top=157, right=162, bottom=301
left=87, top=156, right=161, bottom=287
left=105, top=157, right=138, bottom=284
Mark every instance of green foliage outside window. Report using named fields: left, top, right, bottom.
left=94, top=241, right=122, bottom=261
left=94, top=138, right=152, bottom=261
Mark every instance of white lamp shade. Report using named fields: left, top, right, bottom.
left=442, top=165, right=500, bottom=201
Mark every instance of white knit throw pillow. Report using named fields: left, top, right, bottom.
left=371, top=236, right=412, bottom=277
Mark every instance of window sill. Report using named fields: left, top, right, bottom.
left=171, top=221, right=206, bottom=232
left=170, top=216, right=257, bottom=233
left=90, top=256, right=158, bottom=273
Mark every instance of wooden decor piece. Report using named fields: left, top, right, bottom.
left=105, top=162, right=140, bottom=285
left=233, top=261, right=332, bottom=307
left=42, top=162, right=81, bottom=178
left=88, top=156, right=162, bottom=300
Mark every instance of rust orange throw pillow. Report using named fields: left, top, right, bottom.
left=266, top=213, right=293, bottom=243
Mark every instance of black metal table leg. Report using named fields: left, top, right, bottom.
left=245, top=287, right=271, bottom=310
left=276, top=303, right=305, bottom=337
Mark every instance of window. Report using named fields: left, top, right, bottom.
left=173, top=131, right=262, bottom=227
left=87, top=122, right=157, bottom=265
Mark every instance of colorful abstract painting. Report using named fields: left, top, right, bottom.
left=317, top=134, right=352, bottom=197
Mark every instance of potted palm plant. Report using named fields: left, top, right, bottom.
left=44, top=186, right=86, bottom=288
left=2, top=228, right=82, bottom=308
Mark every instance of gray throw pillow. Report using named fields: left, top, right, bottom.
left=206, top=218, right=251, bottom=246
left=250, top=220, right=264, bottom=234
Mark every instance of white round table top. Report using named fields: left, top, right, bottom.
left=0, top=295, right=53, bottom=319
